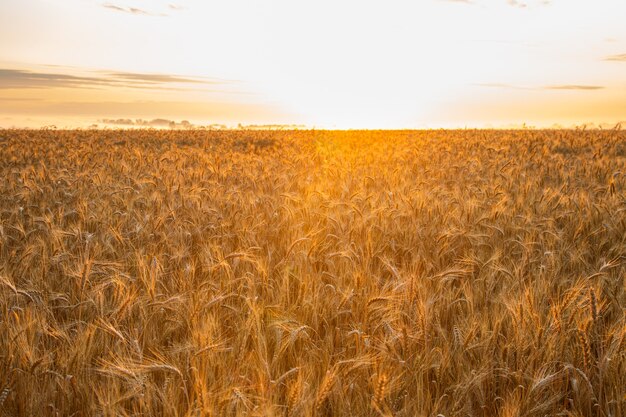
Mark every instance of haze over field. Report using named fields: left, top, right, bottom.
left=1, top=0, right=626, bottom=128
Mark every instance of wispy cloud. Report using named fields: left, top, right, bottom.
left=0, top=68, right=231, bottom=91
left=475, top=83, right=604, bottom=91
left=0, top=69, right=111, bottom=89
left=544, top=85, right=604, bottom=91
left=107, top=72, right=207, bottom=85
left=604, top=53, right=626, bottom=62
left=102, top=3, right=166, bottom=16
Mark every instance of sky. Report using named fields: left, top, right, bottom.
left=0, top=0, right=625, bottom=128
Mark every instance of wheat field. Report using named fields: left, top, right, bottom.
left=0, top=128, right=624, bottom=417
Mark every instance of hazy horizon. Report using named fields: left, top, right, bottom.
left=1, top=0, right=625, bottom=128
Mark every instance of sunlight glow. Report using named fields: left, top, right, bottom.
left=0, top=0, right=625, bottom=127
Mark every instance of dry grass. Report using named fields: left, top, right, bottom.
left=0, top=128, right=625, bottom=416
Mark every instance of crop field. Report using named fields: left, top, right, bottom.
left=0, top=129, right=625, bottom=417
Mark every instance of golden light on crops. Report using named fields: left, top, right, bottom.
left=1, top=2, right=626, bottom=415
left=0, top=129, right=625, bottom=415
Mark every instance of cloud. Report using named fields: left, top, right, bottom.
left=475, top=83, right=604, bottom=91
left=604, top=54, right=626, bottom=62
left=107, top=72, right=206, bottom=85
left=168, top=4, right=184, bottom=11
left=0, top=69, right=112, bottom=89
left=544, top=85, right=604, bottom=91
left=0, top=68, right=228, bottom=90
left=102, top=3, right=166, bottom=16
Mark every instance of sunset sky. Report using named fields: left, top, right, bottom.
left=1, top=0, right=625, bottom=128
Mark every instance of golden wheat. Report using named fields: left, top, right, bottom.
left=0, top=128, right=624, bottom=416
